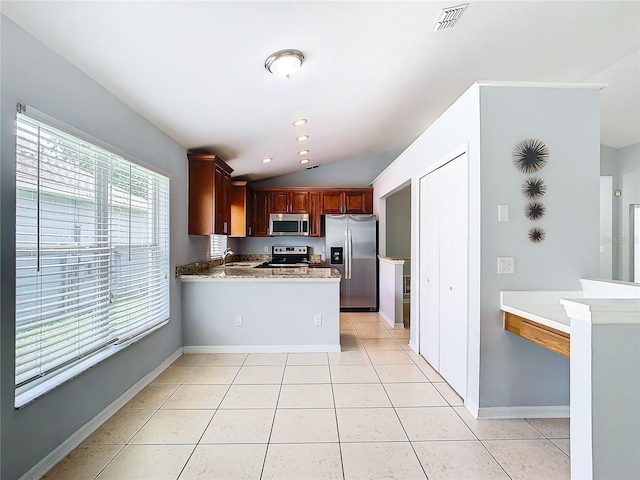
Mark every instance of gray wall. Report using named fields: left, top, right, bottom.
left=229, top=236, right=327, bottom=261
left=385, top=185, right=411, bottom=257
left=0, top=16, right=200, bottom=479
left=617, top=143, right=640, bottom=281
left=385, top=185, right=411, bottom=276
left=478, top=85, right=600, bottom=408
left=600, top=143, right=640, bottom=280
left=253, top=148, right=400, bottom=188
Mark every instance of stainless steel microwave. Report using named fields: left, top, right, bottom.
left=269, top=213, right=309, bottom=236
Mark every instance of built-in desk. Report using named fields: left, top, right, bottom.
left=500, top=290, right=580, bottom=357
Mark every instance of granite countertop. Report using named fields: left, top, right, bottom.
left=178, top=255, right=341, bottom=281
left=180, top=265, right=341, bottom=281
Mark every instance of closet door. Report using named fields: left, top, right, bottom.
left=438, top=155, right=468, bottom=398
left=419, top=169, right=441, bottom=368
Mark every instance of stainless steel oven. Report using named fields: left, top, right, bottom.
left=269, top=213, right=309, bottom=236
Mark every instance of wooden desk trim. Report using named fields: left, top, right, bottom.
left=504, top=311, right=570, bottom=358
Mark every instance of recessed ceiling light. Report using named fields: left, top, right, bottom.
left=300, top=159, right=309, bottom=164
left=262, top=158, right=272, bottom=164
left=297, top=135, right=309, bottom=142
left=293, top=119, right=307, bottom=127
left=298, top=150, right=309, bottom=156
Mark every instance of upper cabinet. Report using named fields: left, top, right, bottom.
left=188, top=153, right=233, bottom=235
left=320, top=189, right=373, bottom=215
left=230, top=181, right=253, bottom=237
left=252, top=190, right=270, bottom=237
left=270, top=191, right=309, bottom=213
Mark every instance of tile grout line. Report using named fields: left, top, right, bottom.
left=352, top=313, right=431, bottom=479
left=331, top=316, right=346, bottom=480
left=258, top=353, right=287, bottom=480
left=173, top=353, right=247, bottom=479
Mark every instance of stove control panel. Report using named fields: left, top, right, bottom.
left=272, top=246, right=308, bottom=255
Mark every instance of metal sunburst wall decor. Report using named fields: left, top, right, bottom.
left=522, top=177, right=547, bottom=199
left=513, top=139, right=549, bottom=174
left=528, top=227, right=546, bottom=243
left=525, top=202, right=546, bottom=220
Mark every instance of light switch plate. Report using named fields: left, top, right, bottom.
left=314, top=315, right=322, bottom=326
left=498, top=204, right=509, bottom=222
left=497, top=257, right=514, bottom=274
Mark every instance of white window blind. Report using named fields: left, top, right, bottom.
left=15, top=111, right=170, bottom=401
left=209, top=234, right=228, bottom=259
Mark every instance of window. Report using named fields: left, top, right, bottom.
left=209, top=234, right=228, bottom=259
left=15, top=108, right=170, bottom=406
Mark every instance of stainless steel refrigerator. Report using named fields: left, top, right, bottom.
left=325, top=214, right=378, bottom=311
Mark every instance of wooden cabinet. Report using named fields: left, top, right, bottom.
left=309, top=192, right=321, bottom=237
left=188, top=153, right=233, bottom=235
left=252, top=190, right=270, bottom=237
left=270, top=191, right=309, bottom=213
left=249, top=187, right=373, bottom=237
left=320, top=189, right=373, bottom=214
left=230, top=181, right=253, bottom=237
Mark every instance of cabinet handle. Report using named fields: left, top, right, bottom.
left=248, top=227, right=252, bottom=236
left=223, top=222, right=228, bottom=234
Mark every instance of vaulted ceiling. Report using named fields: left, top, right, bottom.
left=2, top=1, right=638, bottom=180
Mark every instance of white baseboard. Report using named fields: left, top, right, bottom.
left=477, top=405, right=570, bottom=419
left=183, top=344, right=342, bottom=354
left=408, top=340, right=418, bottom=353
left=394, top=322, right=405, bottom=329
left=20, top=348, right=183, bottom=480
left=378, top=310, right=395, bottom=328
left=466, top=397, right=480, bottom=419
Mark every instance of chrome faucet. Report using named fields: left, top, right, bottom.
left=222, top=247, right=234, bottom=267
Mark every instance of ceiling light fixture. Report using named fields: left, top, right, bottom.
left=297, top=135, right=309, bottom=142
left=265, top=49, right=305, bottom=79
left=300, top=159, right=310, bottom=164
left=262, top=158, right=272, bottom=164
left=293, top=119, right=308, bottom=127
left=298, top=150, right=309, bottom=156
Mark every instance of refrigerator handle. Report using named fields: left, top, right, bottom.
left=347, top=229, right=353, bottom=280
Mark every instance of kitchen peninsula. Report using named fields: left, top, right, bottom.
left=178, top=261, right=341, bottom=353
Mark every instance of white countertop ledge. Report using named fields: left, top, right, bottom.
left=500, top=291, right=581, bottom=333
left=560, top=298, right=640, bottom=325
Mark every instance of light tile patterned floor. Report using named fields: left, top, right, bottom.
left=42, top=312, right=570, bottom=479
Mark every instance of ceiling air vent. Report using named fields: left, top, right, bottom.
left=432, top=3, right=468, bottom=32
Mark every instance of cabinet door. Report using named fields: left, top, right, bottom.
left=419, top=169, right=440, bottom=369
left=253, top=191, right=270, bottom=236
left=320, top=191, right=344, bottom=214
left=437, top=155, right=468, bottom=399
left=270, top=192, right=289, bottom=213
left=188, top=160, right=214, bottom=235
left=214, top=166, right=230, bottom=235
left=290, top=191, right=309, bottom=213
left=309, top=192, right=320, bottom=237
left=344, top=190, right=372, bottom=214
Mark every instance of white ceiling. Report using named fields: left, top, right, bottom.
left=2, top=1, right=639, bottom=181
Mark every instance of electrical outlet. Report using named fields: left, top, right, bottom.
left=497, top=257, right=514, bottom=274
left=264, top=246, right=269, bottom=252
left=314, top=315, right=322, bottom=326
left=235, top=315, right=243, bottom=326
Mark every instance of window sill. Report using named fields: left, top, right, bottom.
left=15, top=320, right=169, bottom=409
